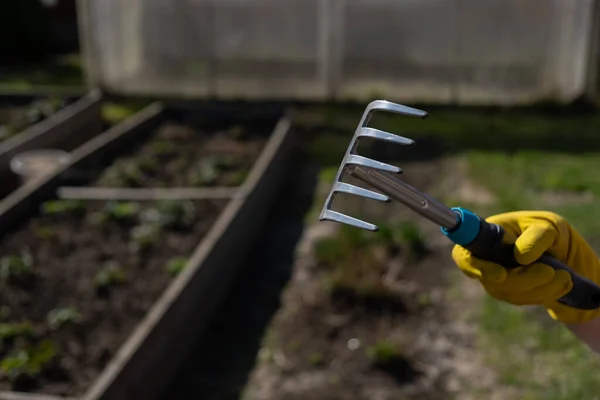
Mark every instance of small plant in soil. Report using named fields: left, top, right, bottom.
left=366, top=340, right=417, bottom=383
left=40, top=200, right=85, bottom=218
left=119, top=163, right=146, bottom=187
left=0, top=322, right=35, bottom=344
left=47, top=308, right=82, bottom=331
left=224, top=169, right=250, bottom=186
left=1, top=340, right=57, bottom=391
left=97, top=201, right=140, bottom=225
left=189, top=157, right=222, bottom=186
left=397, top=222, right=428, bottom=260
left=137, top=157, right=160, bottom=174
left=94, top=262, right=127, bottom=295
left=165, top=257, right=188, bottom=277
left=144, top=200, right=196, bottom=230
left=33, top=226, right=55, bottom=240
left=97, top=161, right=147, bottom=187
left=0, top=249, right=34, bottom=286
left=367, top=340, right=401, bottom=365
left=307, top=352, right=325, bottom=367
left=316, top=224, right=407, bottom=314
left=148, top=139, right=176, bottom=158
left=129, top=224, right=159, bottom=253
left=314, top=237, right=346, bottom=266
left=189, top=155, right=244, bottom=187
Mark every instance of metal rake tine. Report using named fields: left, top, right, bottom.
left=365, top=100, right=428, bottom=119
left=358, top=127, right=415, bottom=146
left=333, top=182, right=390, bottom=203
left=320, top=209, right=378, bottom=232
left=345, top=154, right=401, bottom=174
left=318, top=100, right=427, bottom=232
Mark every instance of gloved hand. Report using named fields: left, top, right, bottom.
left=451, top=210, right=600, bottom=324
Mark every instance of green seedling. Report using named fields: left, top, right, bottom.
left=129, top=224, right=159, bottom=253
left=166, top=257, right=188, bottom=277
left=149, top=200, right=196, bottom=229
left=148, top=139, right=175, bottom=156
left=366, top=340, right=403, bottom=366
left=373, top=222, right=397, bottom=247
left=100, top=162, right=146, bottom=187
left=101, top=201, right=140, bottom=224
left=33, top=226, right=55, bottom=240
left=137, top=157, right=159, bottom=174
left=307, top=352, right=325, bottom=367
left=398, top=222, right=427, bottom=260
left=47, top=307, right=82, bottom=330
left=0, top=250, right=34, bottom=284
left=94, top=262, right=127, bottom=293
left=40, top=199, right=85, bottom=217
left=225, top=169, right=250, bottom=186
left=36, top=97, right=65, bottom=118
left=0, top=340, right=56, bottom=385
left=98, top=161, right=146, bottom=187
left=190, top=158, right=219, bottom=186
left=314, top=237, right=345, bottom=266
left=0, top=322, right=34, bottom=342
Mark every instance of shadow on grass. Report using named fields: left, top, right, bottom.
left=160, top=150, right=319, bottom=400
left=293, top=103, right=600, bottom=167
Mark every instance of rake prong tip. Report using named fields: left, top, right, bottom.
left=333, top=181, right=390, bottom=202
left=366, top=100, right=427, bottom=119
left=359, top=127, right=415, bottom=146
left=345, top=154, right=401, bottom=174
left=319, top=209, right=378, bottom=231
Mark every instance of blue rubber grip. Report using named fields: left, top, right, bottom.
left=440, top=207, right=480, bottom=246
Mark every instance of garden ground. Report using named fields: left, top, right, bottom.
left=163, top=105, right=600, bottom=400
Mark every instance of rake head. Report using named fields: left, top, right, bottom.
left=318, top=100, right=428, bottom=232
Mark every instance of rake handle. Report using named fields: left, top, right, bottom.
left=351, top=166, right=600, bottom=310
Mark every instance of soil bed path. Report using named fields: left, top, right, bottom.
left=93, top=121, right=268, bottom=188
left=161, top=148, right=505, bottom=400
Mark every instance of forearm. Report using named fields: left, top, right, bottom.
left=566, top=318, right=600, bottom=354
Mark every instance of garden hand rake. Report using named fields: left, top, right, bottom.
left=318, top=100, right=600, bottom=310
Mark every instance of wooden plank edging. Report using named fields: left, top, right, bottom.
left=0, top=108, right=296, bottom=400
left=0, top=89, right=103, bottom=162
left=79, top=113, right=295, bottom=400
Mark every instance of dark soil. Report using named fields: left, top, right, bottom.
left=161, top=155, right=458, bottom=400
left=93, top=122, right=268, bottom=188
left=0, top=97, right=70, bottom=143
left=0, top=198, right=226, bottom=396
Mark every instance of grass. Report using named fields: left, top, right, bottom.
left=0, top=54, right=84, bottom=91
left=465, top=150, right=600, bottom=241
left=101, top=101, right=151, bottom=125
left=366, top=340, right=403, bottom=366
left=454, top=130, right=600, bottom=399
left=476, top=298, right=600, bottom=400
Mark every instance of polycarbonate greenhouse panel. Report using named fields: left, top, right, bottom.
left=78, top=0, right=597, bottom=104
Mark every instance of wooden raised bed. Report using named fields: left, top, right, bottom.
left=0, top=102, right=295, bottom=400
left=0, top=90, right=103, bottom=199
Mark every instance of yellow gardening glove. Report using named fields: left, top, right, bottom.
left=451, top=210, right=600, bottom=324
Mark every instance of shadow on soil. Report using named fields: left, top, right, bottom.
left=160, top=152, right=320, bottom=400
